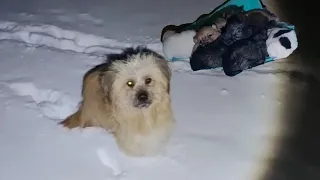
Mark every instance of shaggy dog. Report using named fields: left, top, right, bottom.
left=60, top=46, right=175, bottom=157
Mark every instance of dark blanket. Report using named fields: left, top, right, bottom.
left=190, top=12, right=277, bottom=76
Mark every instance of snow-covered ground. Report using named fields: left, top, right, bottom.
left=0, top=0, right=291, bottom=180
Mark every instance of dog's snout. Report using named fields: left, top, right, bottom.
left=134, top=90, right=152, bottom=108
left=137, top=91, right=148, bottom=102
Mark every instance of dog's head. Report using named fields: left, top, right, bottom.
left=194, top=25, right=221, bottom=45
left=99, top=47, right=171, bottom=110
left=220, top=13, right=253, bottom=45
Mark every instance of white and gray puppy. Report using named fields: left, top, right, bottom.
left=60, top=46, right=175, bottom=157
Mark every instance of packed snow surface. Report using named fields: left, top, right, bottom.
left=0, top=0, right=288, bottom=180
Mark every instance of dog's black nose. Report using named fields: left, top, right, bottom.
left=137, top=91, right=148, bottom=102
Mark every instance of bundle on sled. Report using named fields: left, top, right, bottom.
left=160, top=0, right=298, bottom=76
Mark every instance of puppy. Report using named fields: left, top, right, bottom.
left=60, top=46, right=175, bottom=157
left=192, top=25, right=222, bottom=53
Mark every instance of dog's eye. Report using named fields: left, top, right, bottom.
left=126, top=80, right=135, bottom=87
left=145, top=78, right=152, bottom=85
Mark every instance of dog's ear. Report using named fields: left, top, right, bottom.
left=99, top=70, right=115, bottom=104
left=155, top=57, right=172, bottom=93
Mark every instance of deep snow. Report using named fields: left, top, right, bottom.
left=0, top=0, right=289, bottom=180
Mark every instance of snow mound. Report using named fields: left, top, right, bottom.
left=96, top=147, right=123, bottom=176
left=0, top=21, right=162, bottom=56
left=4, top=80, right=77, bottom=121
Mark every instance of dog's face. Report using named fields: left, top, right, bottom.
left=194, top=26, right=221, bottom=45
left=100, top=53, right=171, bottom=111
left=220, top=14, right=253, bottom=45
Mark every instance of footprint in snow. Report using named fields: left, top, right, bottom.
left=5, top=80, right=78, bottom=121
left=220, top=88, right=228, bottom=95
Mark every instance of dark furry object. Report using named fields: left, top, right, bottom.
left=190, top=39, right=228, bottom=71
left=222, top=29, right=269, bottom=76
left=219, top=14, right=251, bottom=45
left=105, top=46, right=165, bottom=66
left=219, top=13, right=271, bottom=46
left=190, top=12, right=277, bottom=76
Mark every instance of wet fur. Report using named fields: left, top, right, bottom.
left=60, top=47, right=175, bottom=156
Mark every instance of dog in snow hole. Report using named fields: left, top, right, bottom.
left=60, top=46, right=175, bottom=157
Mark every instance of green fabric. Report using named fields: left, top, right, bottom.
left=180, top=0, right=264, bottom=31
left=221, top=0, right=264, bottom=11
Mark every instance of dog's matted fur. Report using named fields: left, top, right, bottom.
left=60, top=46, right=175, bottom=156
